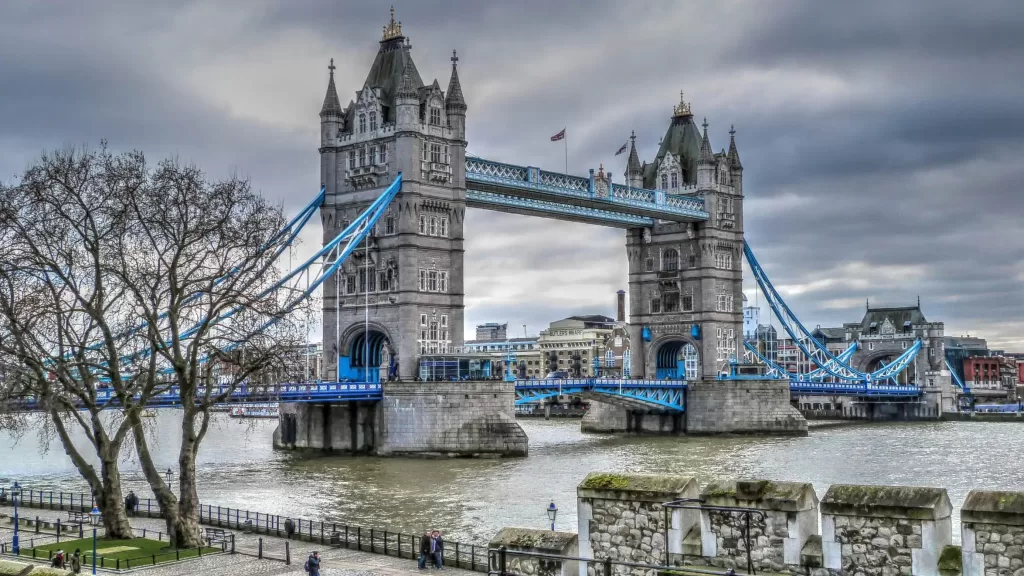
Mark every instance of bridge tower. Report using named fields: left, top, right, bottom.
left=626, top=95, right=744, bottom=380
left=320, top=11, right=466, bottom=382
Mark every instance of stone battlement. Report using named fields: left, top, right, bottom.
left=493, top=473, right=1023, bottom=576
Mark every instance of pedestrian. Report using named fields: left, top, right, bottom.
left=431, top=530, right=444, bottom=569
left=304, top=551, right=321, bottom=576
left=418, top=530, right=431, bottom=569
left=51, top=549, right=65, bottom=569
left=70, top=549, right=82, bottom=574
left=125, top=490, right=138, bottom=516
left=284, top=518, right=296, bottom=539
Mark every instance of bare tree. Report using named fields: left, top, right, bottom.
left=0, top=147, right=307, bottom=546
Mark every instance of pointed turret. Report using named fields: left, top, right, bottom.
left=699, top=118, right=715, bottom=165
left=626, top=131, right=643, bottom=188
left=445, top=50, right=467, bottom=139
left=696, top=118, right=716, bottom=190
left=320, top=58, right=343, bottom=118
left=395, top=62, right=420, bottom=128
left=727, top=125, right=742, bottom=170
left=642, top=91, right=702, bottom=188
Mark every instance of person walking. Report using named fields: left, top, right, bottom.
left=431, top=530, right=444, bottom=569
left=304, top=551, right=321, bottom=576
left=418, top=530, right=432, bottom=569
left=70, top=549, right=82, bottom=574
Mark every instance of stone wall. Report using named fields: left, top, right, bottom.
left=580, top=402, right=684, bottom=435
left=821, top=484, right=952, bottom=576
left=685, top=379, right=807, bottom=435
left=490, top=528, right=578, bottom=576
left=273, top=401, right=378, bottom=452
left=378, top=380, right=528, bottom=457
left=960, top=490, right=1024, bottom=576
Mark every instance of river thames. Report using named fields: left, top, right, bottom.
left=1, top=412, right=1021, bottom=544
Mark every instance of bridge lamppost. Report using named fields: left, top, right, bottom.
left=89, top=505, right=101, bottom=575
left=11, top=481, right=22, bottom=554
left=165, top=467, right=174, bottom=486
left=546, top=502, right=558, bottom=531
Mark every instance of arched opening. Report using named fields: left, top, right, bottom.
left=655, top=340, right=700, bottom=380
left=339, top=329, right=389, bottom=382
left=864, top=354, right=910, bottom=385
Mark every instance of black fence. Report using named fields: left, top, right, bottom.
left=1, top=485, right=490, bottom=572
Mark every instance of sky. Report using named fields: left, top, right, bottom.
left=1, top=0, right=1022, bottom=350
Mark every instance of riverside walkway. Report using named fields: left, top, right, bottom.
left=0, top=504, right=478, bottom=576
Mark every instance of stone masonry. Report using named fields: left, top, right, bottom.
left=685, top=379, right=807, bottom=435
left=960, top=490, right=1024, bottom=576
left=378, top=380, right=527, bottom=457
left=490, top=528, right=579, bottom=576
left=821, top=484, right=952, bottom=576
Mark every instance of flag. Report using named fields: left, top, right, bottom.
left=550, top=128, right=565, bottom=142
left=615, top=141, right=628, bottom=155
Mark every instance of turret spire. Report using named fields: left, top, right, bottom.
left=727, top=124, right=742, bottom=170
left=698, top=117, right=715, bottom=165
left=319, top=58, right=342, bottom=117
left=626, top=130, right=642, bottom=175
left=445, top=49, right=467, bottom=112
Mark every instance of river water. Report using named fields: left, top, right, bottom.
left=1, top=412, right=1021, bottom=544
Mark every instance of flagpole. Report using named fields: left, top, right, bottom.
left=564, top=127, right=568, bottom=174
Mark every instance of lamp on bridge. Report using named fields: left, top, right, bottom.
left=10, top=481, right=21, bottom=554
left=89, top=505, right=101, bottom=575
left=546, top=501, right=558, bottom=531
left=165, top=468, right=174, bottom=487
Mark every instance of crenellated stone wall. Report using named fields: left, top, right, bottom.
left=500, top=473, right=1024, bottom=576
left=490, top=528, right=579, bottom=576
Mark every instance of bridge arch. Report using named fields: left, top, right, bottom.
left=339, top=322, right=393, bottom=383
left=648, top=335, right=701, bottom=380
left=857, top=349, right=913, bottom=384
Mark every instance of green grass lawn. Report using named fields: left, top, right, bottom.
left=19, top=537, right=220, bottom=569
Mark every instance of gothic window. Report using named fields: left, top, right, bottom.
left=430, top=107, right=441, bottom=126
left=661, top=174, right=668, bottom=189
left=359, top=114, right=366, bottom=133
left=682, top=294, right=694, bottom=312
left=605, top=349, right=614, bottom=367
left=358, top=269, right=367, bottom=292
left=662, top=249, right=679, bottom=271
left=428, top=270, right=438, bottom=291
left=346, top=274, right=356, bottom=294
left=418, top=269, right=427, bottom=291
left=369, top=111, right=377, bottom=131
left=717, top=294, right=733, bottom=312
left=645, top=257, right=654, bottom=272
left=367, top=270, right=376, bottom=292
left=683, top=344, right=699, bottom=380
left=623, top=349, right=631, bottom=377
left=664, top=292, right=679, bottom=312
left=420, top=314, right=427, bottom=326
left=370, top=146, right=377, bottom=165
left=431, top=143, right=442, bottom=163
left=359, top=148, right=366, bottom=167
left=715, top=253, right=733, bottom=270
left=650, top=298, right=661, bottom=314
left=385, top=216, right=395, bottom=235
left=671, top=173, right=678, bottom=189
left=380, top=145, right=387, bottom=164
left=419, top=215, right=427, bottom=234
left=348, top=150, right=355, bottom=169
left=689, top=255, right=697, bottom=267
left=439, top=217, right=449, bottom=237
left=439, top=271, right=449, bottom=292
left=429, top=321, right=439, bottom=341
left=429, top=217, right=438, bottom=236
left=378, top=271, right=389, bottom=292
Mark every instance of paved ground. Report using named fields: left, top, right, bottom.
left=0, top=505, right=482, bottom=576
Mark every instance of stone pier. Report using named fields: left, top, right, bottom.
left=580, top=402, right=684, bottom=435
left=274, top=380, right=528, bottom=457
left=686, top=379, right=807, bottom=435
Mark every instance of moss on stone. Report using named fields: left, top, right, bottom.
left=580, top=474, right=631, bottom=491
left=822, top=484, right=950, bottom=517
left=701, top=479, right=816, bottom=510
left=963, top=490, right=1024, bottom=514
left=578, top=472, right=695, bottom=495
left=490, top=527, right=576, bottom=552
left=937, top=545, right=962, bottom=574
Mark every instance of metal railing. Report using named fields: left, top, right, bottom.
left=1, top=485, right=490, bottom=572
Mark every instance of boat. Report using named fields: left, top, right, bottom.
left=229, top=405, right=280, bottom=419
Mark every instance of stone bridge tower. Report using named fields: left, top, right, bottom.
left=626, top=95, right=744, bottom=380
left=320, top=11, right=467, bottom=381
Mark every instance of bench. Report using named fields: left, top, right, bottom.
left=66, top=510, right=87, bottom=526
left=204, top=527, right=231, bottom=549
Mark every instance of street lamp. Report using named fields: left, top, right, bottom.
left=89, top=505, right=101, bottom=575
left=11, top=481, right=22, bottom=554
left=165, top=468, right=174, bottom=486
left=546, top=502, right=558, bottom=531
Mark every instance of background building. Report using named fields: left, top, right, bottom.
left=475, top=322, right=508, bottom=341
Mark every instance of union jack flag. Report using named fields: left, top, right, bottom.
left=615, top=141, right=628, bottom=155
left=550, top=128, right=565, bottom=141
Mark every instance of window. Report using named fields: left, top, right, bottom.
left=378, top=271, right=389, bottom=292
left=380, top=145, right=387, bottom=164
left=439, top=271, right=448, bottom=292
left=370, top=146, right=377, bottom=165
left=715, top=253, right=733, bottom=270
left=429, top=321, right=439, bottom=341
left=346, top=274, right=356, bottom=294
left=689, top=255, right=697, bottom=267
left=428, top=270, right=438, bottom=292
left=645, top=257, right=654, bottom=272
left=431, top=143, right=442, bottom=163
left=682, top=294, right=694, bottom=312
left=342, top=219, right=350, bottom=231
left=418, top=269, right=427, bottom=291
left=420, top=314, right=428, bottom=327
left=348, top=150, right=355, bottom=169
left=664, top=292, right=679, bottom=312
left=367, top=270, right=376, bottom=292
left=661, top=174, right=668, bottom=189
left=419, top=215, right=427, bottom=234
left=439, top=217, right=449, bottom=237
left=369, top=111, right=377, bottom=131
left=663, top=249, right=679, bottom=271
left=902, top=341, right=907, bottom=350
left=385, top=216, right=395, bottom=235
left=605, top=349, right=614, bottom=367
left=869, top=342, right=875, bottom=351
left=429, top=217, right=438, bottom=236
left=358, top=269, right=367, bottom=293
left=359, top=114, right=366, bottom=133
left=430, top=107, right=441, bottom=126
left=683, top=344, right=699, bottom=380
left=717, top=294, right=733, bottom=312
left=650, top=299, right=661, bottom=314
left=671, top=173, right=678, bottom=189
left=359, top=148, right=366, bottom=167
left=441, top=315, right=448, bottom=328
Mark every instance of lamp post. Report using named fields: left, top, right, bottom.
left=165, top=468, right=174, bottom=487
left=546, top=502, right=558, bottom=532
left=11, top=481, right=21, bottom=554
left=89, top=505, right=101, bottom=575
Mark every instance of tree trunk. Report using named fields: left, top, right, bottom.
left=130, top=413, right=182, bottom=544
left=97, top=452, right=133, bottom=539
left=172, top=411, right=204, bottom=549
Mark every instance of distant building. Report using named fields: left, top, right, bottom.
left=742, top=294, right=760, bottom=340
left=475, top=322, right=508, bottom=341
left=944, top=335, right=989, bottom=390
left=752, top=324, right=778, bottom=364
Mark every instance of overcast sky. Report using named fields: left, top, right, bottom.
left=2, top=0, right=1022, bottom=350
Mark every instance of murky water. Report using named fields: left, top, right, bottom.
left=1, top=412, right=1022, bottom=544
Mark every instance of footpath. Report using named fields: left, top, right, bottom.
left=0, top=505, right=478, bottom=576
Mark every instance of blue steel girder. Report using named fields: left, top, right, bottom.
left=466, top=190, right=654, bottom=228
left=789, top=381, right=921, bottom=397
left=514, top=378, right=686, bottom=412
left=465, top=158, right=709, bottom=224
